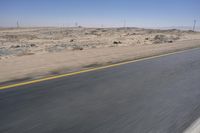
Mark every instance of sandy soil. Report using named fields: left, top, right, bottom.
left=0, top=27, right=200, bottom=83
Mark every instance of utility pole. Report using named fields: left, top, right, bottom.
left=123, top=20, right=126, bottom=28
left=17, top=21, right=20, bottom=28
left=75, top=22, right=78, bottom=27
left=193, top=20, right=196, bottom=31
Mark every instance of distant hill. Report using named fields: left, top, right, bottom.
left=155, top=26, right=200, bottom=31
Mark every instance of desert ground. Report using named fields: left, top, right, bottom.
left=0, top=27, right=200, bottom=83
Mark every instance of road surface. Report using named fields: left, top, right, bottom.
left=1, top=48, right=200, bottom=133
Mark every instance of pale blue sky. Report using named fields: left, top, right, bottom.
left=0, top=0, right=199, bottom=27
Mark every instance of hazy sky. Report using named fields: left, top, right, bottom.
left=0, top=0, right=199, bottom=27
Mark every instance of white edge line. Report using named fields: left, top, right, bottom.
left=184, top=117, right=200, bottom=133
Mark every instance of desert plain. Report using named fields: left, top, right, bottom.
left=0, top=27, right=200, bottom=83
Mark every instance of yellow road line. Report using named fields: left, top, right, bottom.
left=0, top=47, right=199, bottom=90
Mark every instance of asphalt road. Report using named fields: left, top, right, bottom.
left=1, top=48, right=200, bottom=133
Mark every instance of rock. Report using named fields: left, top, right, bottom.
left=10, top=45, right=20, bottom=48
left=72, top=45, right=83, bottom=50
left=167, top=40, right=173, bottom=43
left=30, top=44, right=37, bottom=47
left=113, top=41, right=122, bottom=44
